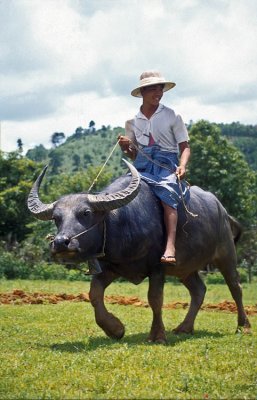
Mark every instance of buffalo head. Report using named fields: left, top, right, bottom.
left=27, top=160, right=140, bottom=263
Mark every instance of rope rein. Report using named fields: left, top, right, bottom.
left=87, top=139, right=121, bottom=193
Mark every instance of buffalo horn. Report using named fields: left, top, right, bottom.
left=88, top=159, right=141, bottom=211
left=27, top=165, right=56, bottom=220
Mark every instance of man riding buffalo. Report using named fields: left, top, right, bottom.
left=27, top=158, right=251, bottom=342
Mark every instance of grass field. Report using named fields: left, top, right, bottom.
left=0, top=279, right=256, bottom=399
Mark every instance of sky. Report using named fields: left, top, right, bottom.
left=0, top=0, right=257, bottom=153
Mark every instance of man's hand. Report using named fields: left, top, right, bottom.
left=118, top=135, right=131, bottom=152
left=176, top=165, right=186, bottom=180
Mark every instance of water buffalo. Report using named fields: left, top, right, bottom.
left=27, top=160, right=251, bottom=342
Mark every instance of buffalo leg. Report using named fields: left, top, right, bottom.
left=147, top=270, right=166, bottom=343
left=89, top=269, right=125, bottom=339
left=220, top=267, right=251, bottom=333
left=173, top=271, right=206, bottom=334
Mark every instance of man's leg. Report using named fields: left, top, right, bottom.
left=161, top=202, right=177, bottom=264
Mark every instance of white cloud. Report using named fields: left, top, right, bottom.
left=0, top=0, right=256, bottom=153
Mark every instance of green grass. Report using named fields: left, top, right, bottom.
left=0, top=279, right=256, bottom=399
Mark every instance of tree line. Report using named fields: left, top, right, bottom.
left=1, top=120, right=256, bottom=280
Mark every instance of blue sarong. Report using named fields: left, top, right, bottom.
left=133, top=145, right=190, bottom=209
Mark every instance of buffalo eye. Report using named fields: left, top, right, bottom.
left=83, top=209, right=91, bottom=217
left=52, top=215, right=61, bottom=226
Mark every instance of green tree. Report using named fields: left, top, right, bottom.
left=89, top=120, right=96, bottom=133
left=83, top=153, right=92, bottom=168
left=48, top=150, right=64, bottom=174
left=26, top=144, right=48, bottom=162
left=17, top=138, right=23, bottom=153
left=231, top=137, right=257, bottom=171
left=188, top=120, right=257, bottom=224
left=237, top=227, right=257, bottom=282
left=51, top=132, right=65, bottom=148
left=74, top=127, right=84, bottom=139
left=72, top=154, right=81, bottom=172
left=0, top=152, right=43, bottom=243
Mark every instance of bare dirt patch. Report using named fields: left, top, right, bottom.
left=0, top=290, right=256, bottom=315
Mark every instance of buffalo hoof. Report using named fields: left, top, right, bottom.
left=172, top=323, right=194, bottom=335
left=147, top=331, right=167, bottom=344
left=98, top=312, right=125, bottom=340
left=235, top=325, right=252, bottom=335
left=147, top=337, right=167, bottom=345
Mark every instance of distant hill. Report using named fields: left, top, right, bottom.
left=26, top=122, right=257, bottom=176
left=217, top=122, right=257, bottom=170
left=26, top=126, right=127, bottom=178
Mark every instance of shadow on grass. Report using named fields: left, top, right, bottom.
left=49, top=330, right=224, bottom=353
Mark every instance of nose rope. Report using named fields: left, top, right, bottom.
left=46, top=220, right=107, bottom=258
left=70, top=220, right=103, bottom=240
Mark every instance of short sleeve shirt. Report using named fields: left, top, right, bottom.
left=125, top=104, right=189, bottom=153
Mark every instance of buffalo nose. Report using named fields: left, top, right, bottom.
left=53, top=235, right=70, bottom=251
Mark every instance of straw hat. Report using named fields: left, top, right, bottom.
left=131, top=71, right=176, bottom=97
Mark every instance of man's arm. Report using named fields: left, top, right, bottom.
left=176, top=141, right=190, bottom=179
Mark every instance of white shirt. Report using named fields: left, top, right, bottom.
left=125, top=104, right=189, bottom=153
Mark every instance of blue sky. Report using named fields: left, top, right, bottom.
left=0, top=0, right=257, bottom=152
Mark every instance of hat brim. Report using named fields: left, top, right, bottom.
left=131, top=81, right=176, bottom=98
